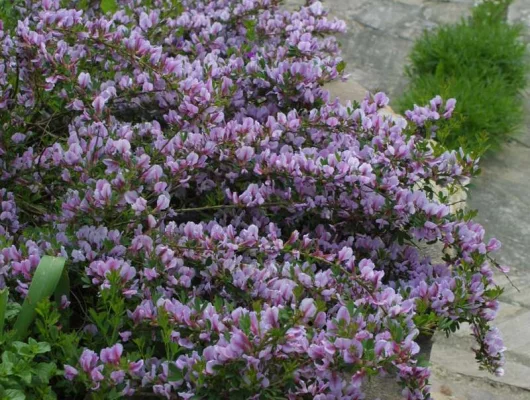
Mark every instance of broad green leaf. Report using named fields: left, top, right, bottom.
left=34, top=341, right=51, bottom=355
left=2, top=350, right=17, bottom=366
left=4, top=389, right=26, bottom=400
left=0, top=351, right=15, bottom=374
left=15, top=369, right=32, bottom=385
left=10, top=342, right=32, bottom=357
left=13, top=256, right=66, bottom=340
left=33, top=362, right=57, bottom=384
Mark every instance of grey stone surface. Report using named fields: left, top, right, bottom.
left=289, top=0, right=530, bottom=398
left=509, top=0, right=530, bottom=38
left=429, top=364, right=530, bottom=400
left=324, top=79, right=368, bottom=103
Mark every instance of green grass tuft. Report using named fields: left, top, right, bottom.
left=397, top=0, right=527, bottom=154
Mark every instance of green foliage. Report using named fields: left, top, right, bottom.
left=0, top=289, right=7, bottom=336
left=13, top=257, right=66, bottom=340
left=0, top=0, right=24, bottom=31
left=0, top=337, right=59, bottom=400
left=397, top=0, right=527, bottom=154
left=100, top=0, right=118, bottom=14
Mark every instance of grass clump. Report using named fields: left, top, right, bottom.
left=397, top=0, right=527, bottom=154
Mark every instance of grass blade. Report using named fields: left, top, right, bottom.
left=13, top=256, right=66, bottom=340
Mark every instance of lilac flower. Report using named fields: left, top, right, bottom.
left=111, top=370, right=126, bottom=384
left=156, top=194, right=170, bottom=211
left=132, top=197, right=147, bottom=214
left=90, top=365, right=105, bottom=389
left=299, top=298, right=317, bottom=322
left=92, top=95, right=107, bottom=114
left=64, top=365, right=78, bottom=381
left=100, top=343, right=123, bottom=365
left=443, top=98, right=457, bottom=118
left=79, top=349, right=99, bottom=373
left=129, top=360, right=144, bottom=376
left=78, top=72, right=91, bottom=89
left=235, top=146, right=255, bottom=162
left=60, top=295, right=71, bottom=309
left=119, top=331, right=132, bottom=342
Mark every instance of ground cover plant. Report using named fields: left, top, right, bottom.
left=397, top=0, right=527, bottom=155
left=0, top=0, right=508, bottom=399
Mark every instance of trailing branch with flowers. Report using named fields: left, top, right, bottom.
left=0, top=0, right=507, bottom=399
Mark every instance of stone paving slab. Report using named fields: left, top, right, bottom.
left=429, top=364, right=530, bottom=400
left=431, top=329, right=530, bottom=390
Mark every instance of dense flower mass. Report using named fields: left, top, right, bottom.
left=0, top=0, right=506, bottom=399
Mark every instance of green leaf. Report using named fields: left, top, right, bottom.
left=15, top=369, right=32, bottom=385
left=105, top=388, right=123, bottom=400
left=336, top=60, right=346, bottom=74
left=362, top=339, right=375, bottom=361
left=4, top=302, right=21, bottom=322
left=13, top=256, right=66, bottom=340
left=168, top=363, right=183, bottom=381
left=1, top=351, right=16, bottom=373
left=11, top=342, right=32, bottom=357
left=4, top=389, right=26, bottom=400
left=37, top=342, right=51, bottom=354
left=239, top=313, right=251, bottom=335
left=25, top=339, right=51, bottom=355
left=100, top=0, right=118, bottom=13
left=33, top=362, right=57, bottom=384
left=0, top=288, right=7, bottom=336
left=243, top=19, right=257, bottom=41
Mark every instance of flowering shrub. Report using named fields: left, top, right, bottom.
left=0, top=0, right=507, bottom=399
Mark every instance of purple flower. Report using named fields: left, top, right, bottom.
left=90, top=365, right=105, bottom=388
left=129, top=359, right=144, bottom=376
left=235, top=146, right=255, bottom=162
left=111, top=370, right=126, bottom=384
left=79, top=349, right=99, bottom=373
left=100, top=343, right=123, bottom=365
left=92, top=96, right=107, bottom=114
left=78, top=72, right=91, bottom=88
left=60, top=295, right=71, bottom=309
left=299, top=298, right=317, bottom=322
left=64, top=365, right=78, bottom=380
left=156, top=194, right=170, bottom=211
left=443, top=98, right=457, bottom=118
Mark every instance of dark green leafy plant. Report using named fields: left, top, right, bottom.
left=397, top=0, right=527, bottom=154
left=0, top=338, right=59, bottom=400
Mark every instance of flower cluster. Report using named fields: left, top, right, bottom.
left=0, top=0, right=506, bottom=399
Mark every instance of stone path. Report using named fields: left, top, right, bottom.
left=287, top=0, right=530, bottom=398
